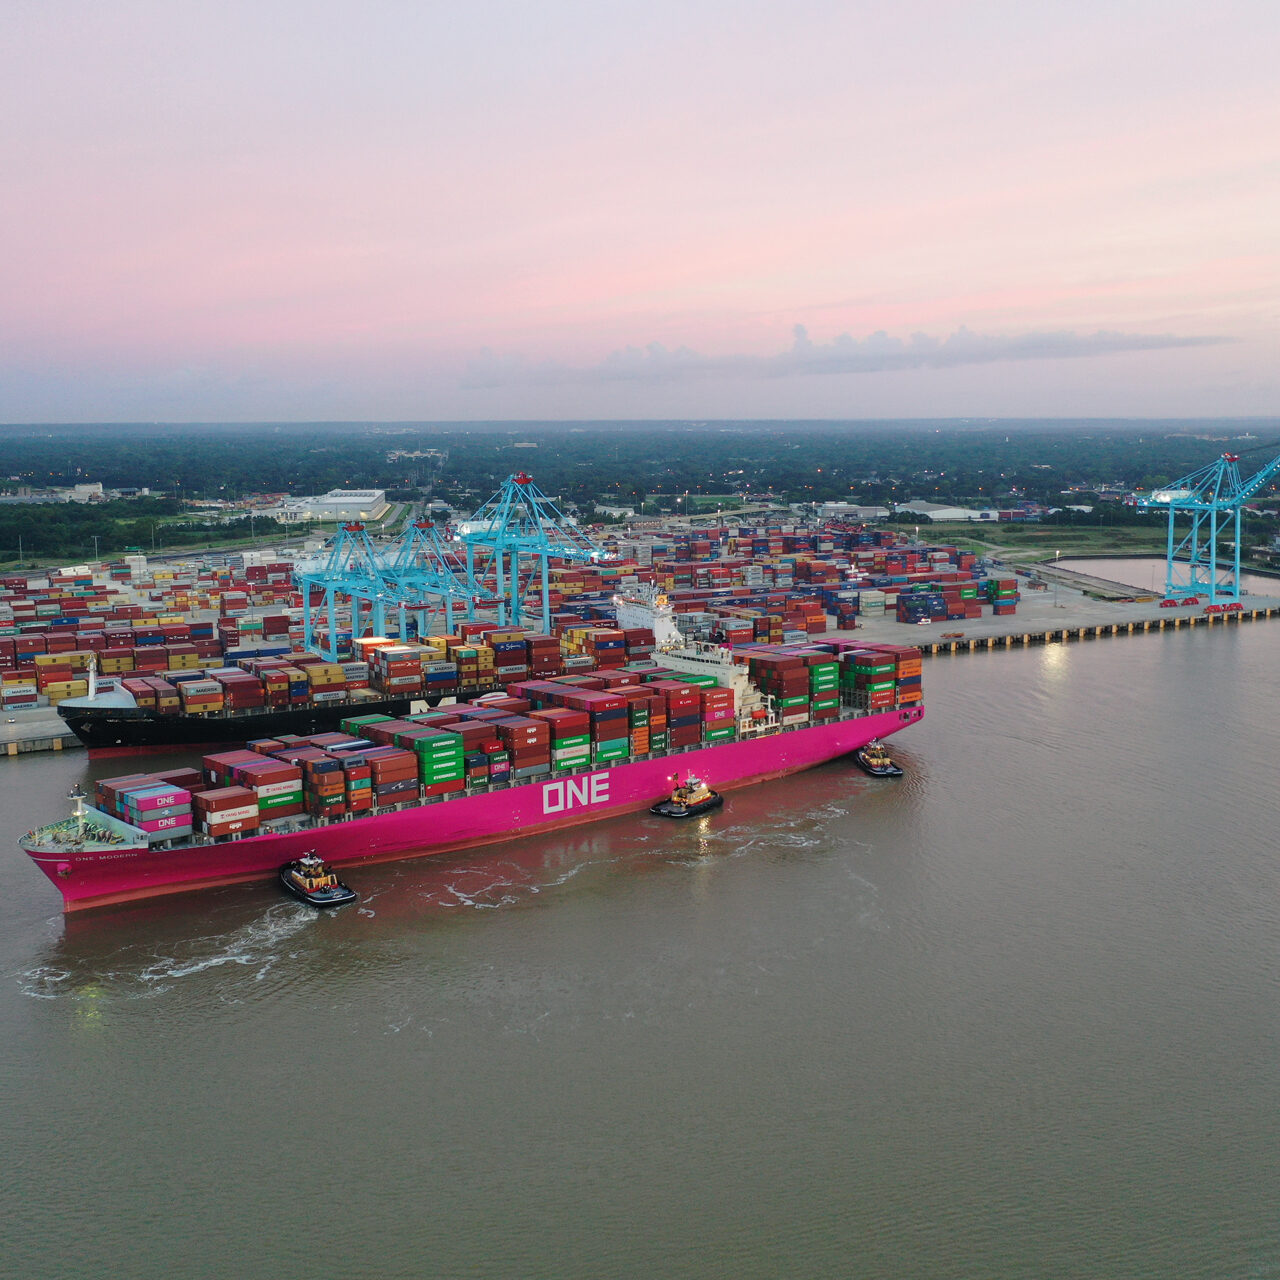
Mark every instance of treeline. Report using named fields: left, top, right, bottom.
left=2, top=419, right=1277, bottom=512
left=0, top=498, right=289, bottom=565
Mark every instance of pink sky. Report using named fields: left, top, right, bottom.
left=2, top=1, right=1277, bottom=420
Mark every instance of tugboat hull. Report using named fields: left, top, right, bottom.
left=650, top=793, right=724, bottom=818
left=279, top=865, right=358, bottom=907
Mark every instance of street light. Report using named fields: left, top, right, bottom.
left=1054, top=549, right=1060, bottom=607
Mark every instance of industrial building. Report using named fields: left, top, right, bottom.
left=265, top=489, right=390, bottom=524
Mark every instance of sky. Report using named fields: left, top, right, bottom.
left=2, top=1, right=1277, bottom=422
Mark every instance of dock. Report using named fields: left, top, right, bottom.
left=916, top=603, right=1279, bottom=654
left=0, top=711, right=82, bottom=756
left=840, top=563, right=1280, bottom=655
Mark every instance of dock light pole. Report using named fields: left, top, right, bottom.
left=1054, top=550, right=1060, bottom=607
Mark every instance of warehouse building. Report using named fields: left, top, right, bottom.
left=266, top=489, right=390, bottom=524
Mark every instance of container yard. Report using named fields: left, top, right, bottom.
left=4, top=515, right=1278, bottom=758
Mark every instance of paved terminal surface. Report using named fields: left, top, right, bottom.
left=0, top=705, right=80, bottom=754
left=832, top=567, right=1280, bottom=650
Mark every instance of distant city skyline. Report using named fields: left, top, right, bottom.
left=2, top=2, right=1276, bottom=422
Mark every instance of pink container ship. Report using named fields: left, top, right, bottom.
left=21, top=639, right=924, bottom=913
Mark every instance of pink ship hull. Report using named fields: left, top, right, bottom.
left=28, top=706, right=923, bottom=911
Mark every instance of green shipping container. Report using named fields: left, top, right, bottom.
left=258, top=789, right=304, bottom=810
left=341, top=714, right=395, bottom=734
left=593, top=741, right=629, bottom=761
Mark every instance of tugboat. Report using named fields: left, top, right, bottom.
left=853, top=740, right=904, bottom=778
left=279, top=855, right=358, bottom=908
left=650, top=773, right=724, bottom=819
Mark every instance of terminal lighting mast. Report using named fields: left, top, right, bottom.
left=1130, top=449, right=1280, bottom=603
left=456, top=472, right=613, bottom=631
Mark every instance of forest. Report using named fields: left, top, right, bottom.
left=2, top=418, right=1277, bottom=565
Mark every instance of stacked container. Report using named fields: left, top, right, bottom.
left=368, top=645, right=424, bottom=697
left=483, top=715, right=547, bottom=777
left=412, top=728, right=467, bottom=795
left=746, top=653, right=810, bottom=724
left=95, top=775, right=194, bottom=842
left=648, top=680, right=703, bottom=747
left=303, top=661, right=350, bottom=702
left=985, top=578, right=1020, bottom=616
left=525, top=634, right=562, bottom=677
left=530, top=707, right=592, bottom=772
left=194, top=786, right=261, bottom=837
left=485, top=629, right=530, bottom=679
left=214, top=669, right=267, bottom=710
left=806, top=654, right=840, bottom=721
left=840, top=650, right=897, bottom=710
left=361, top=747, right=420, bottom=805
left=699, top=685, right=736, bottom=742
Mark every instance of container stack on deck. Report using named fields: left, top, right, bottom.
left=66, top=625, right=926, bottom=847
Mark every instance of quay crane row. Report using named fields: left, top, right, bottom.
left=1130, top=445, right=1280, bottom=603
left=294, top=473, right=613, bottom=659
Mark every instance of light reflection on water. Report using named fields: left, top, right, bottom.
left=1, top=629, right=1279, bottom=1279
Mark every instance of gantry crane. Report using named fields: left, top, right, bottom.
left=381, top=518, right=495, bottom=637
left=456, top=472, right=612, bottom=631
left=294, top=522, right=414, bottom=659
left=1130, top=447, right=1280, bottom=602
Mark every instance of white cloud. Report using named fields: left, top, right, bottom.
left=462, top=324, right=1231, bottom=388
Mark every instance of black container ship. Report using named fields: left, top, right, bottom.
left=57, top=684, right=416, bottom=755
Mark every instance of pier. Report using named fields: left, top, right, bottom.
left=0, top=713, right=81, bottom=756
left=916, top=603, right=1280, bottom=654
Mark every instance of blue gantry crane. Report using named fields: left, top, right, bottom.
left=294, top=522, right=413, bottom=659
left=381, top=518, right=495, bottom=637
left=456, top=472, right=611, bottom=631
left=1130, top=448, right=1280, bottom=602
left=293, top=477, right=612, bottom=654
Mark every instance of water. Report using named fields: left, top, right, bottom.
left=1064, top=555, right=1280, bottom=596
left=3, top=628, right=1280, bottom=1279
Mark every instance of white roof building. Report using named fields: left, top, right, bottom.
left=266, top=489, right=391, bottom=524
left=896, top=501, right=988, bottom=522
left=817, top=502, right=890, bottom=520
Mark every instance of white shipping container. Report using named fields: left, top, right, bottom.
left=202, top=803, right=260, bottom=824
left=253, top=780, right=300, bottom=799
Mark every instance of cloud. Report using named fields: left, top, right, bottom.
left=462, top=324, right=1232, bottom=389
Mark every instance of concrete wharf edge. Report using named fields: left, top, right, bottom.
left=914, top=603, right=1280, bottom=656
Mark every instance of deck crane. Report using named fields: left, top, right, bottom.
left=456, top=472, right=613, bottom=632
left=1130, top=447, right=1280, bottom=603
left=294, top=522, right=415, bottom=660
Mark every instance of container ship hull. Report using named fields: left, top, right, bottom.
left=25, top=706, right=922, bottom=912
left=60, top=697, right=416, bottom=756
